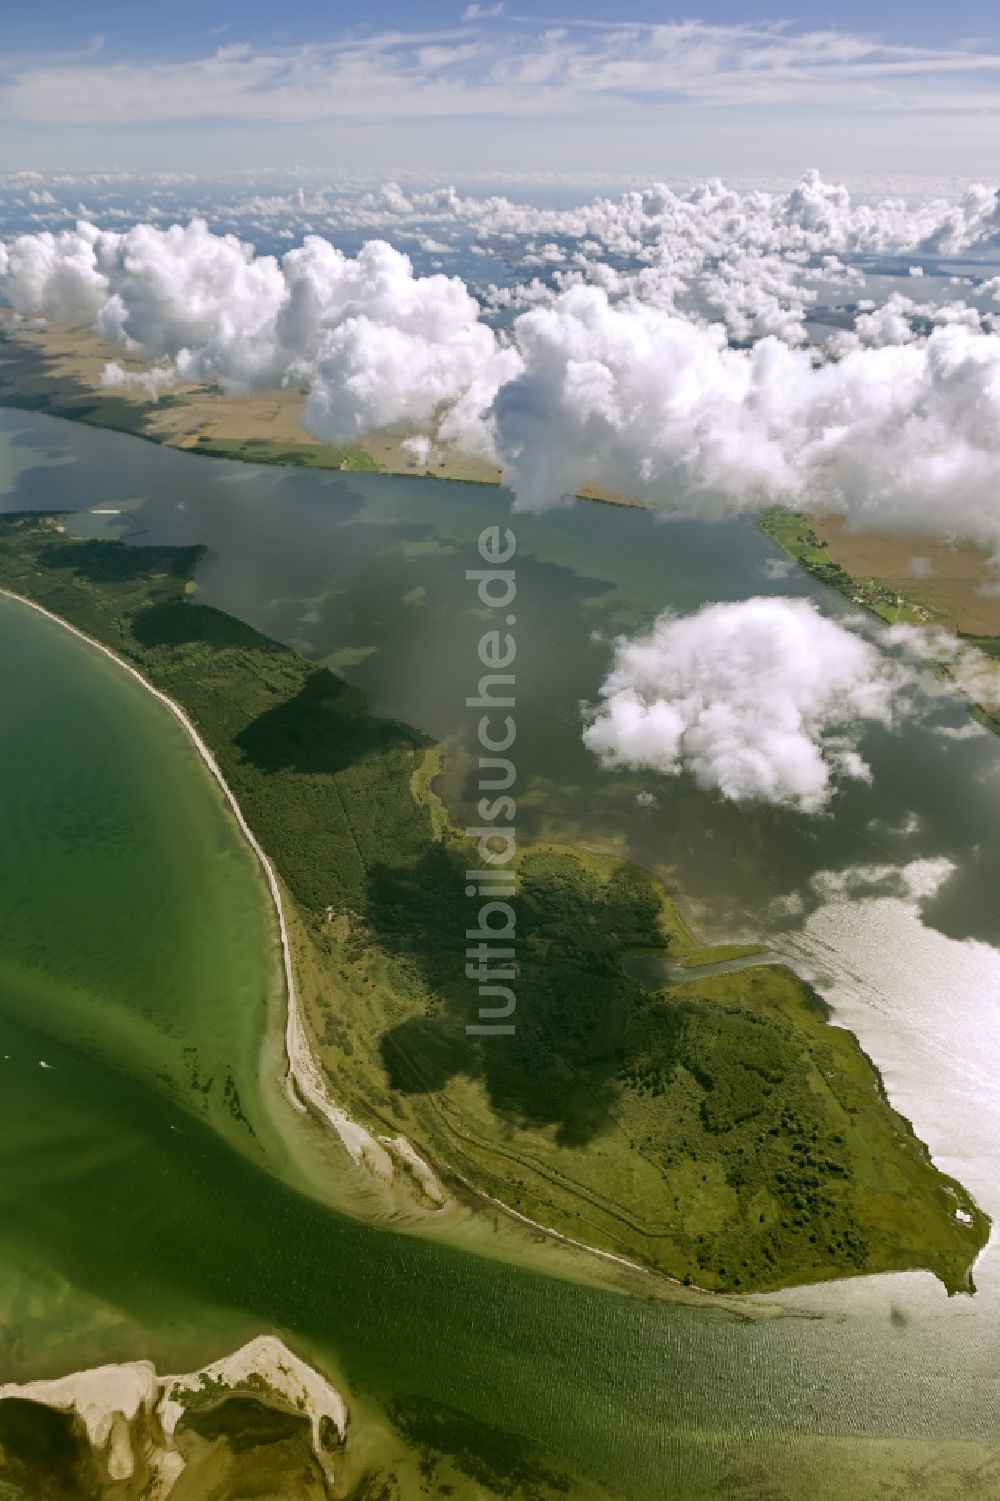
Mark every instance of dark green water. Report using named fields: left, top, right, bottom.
left=4, top=410, right=1000, bottom=1496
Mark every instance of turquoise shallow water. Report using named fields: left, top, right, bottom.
left=0, top=595, right=765, bottom=1501
left=0, top=597, right=284, bottom=1134
left=3, top=410, right=1000, bottom=1495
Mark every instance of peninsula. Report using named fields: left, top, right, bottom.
left=0, top=510, right=985, bottom=1297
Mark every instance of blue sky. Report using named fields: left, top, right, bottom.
left=2, top=3, right=999, bottom=181
left=5, top=1, right=1000, bottom=51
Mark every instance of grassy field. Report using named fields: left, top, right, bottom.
left=189, top=435, right=379, bottom=471
left=0, top=321, right=639, bottom=498
left=0, top=512, right=987, bottom=1294
left=760, top=508, right=1000, bottom=733
left=0, top=320, right=486, bottom=481
left=0, top=323, right=381, bottom=474
left=759, top=509, right=954, bottom=629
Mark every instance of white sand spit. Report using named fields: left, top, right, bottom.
left=0, top=1335, right=345, bottom=1495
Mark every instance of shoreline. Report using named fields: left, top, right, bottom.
left=0, top=588, right=403, bottom=1172
left=0, top=1334, right=347, bottom=1496
left=0, top=584, right=678, bottom=1294
left=758, top=509, right=1000, bottom=734
left=0, top=528, right=982, bottom=1303
left=0, top=382, right=638, bottom=510
left=2, top=582, right=982, bottom=1304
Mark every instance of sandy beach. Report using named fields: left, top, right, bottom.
left=0, top=1334, right=346, bottom=1496
left=0, top=585, right=694, bottom=1293
left=0, top=588, right=444, bottom=1193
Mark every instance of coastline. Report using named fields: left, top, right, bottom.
left=0, top=314, right=637, bottom=508
left=0, top=504, right=984, bottom=1303
left=0, top=584, right=677, bottom=1292
left=0, top=1334, right=347, bottom=1497
left=0, top=588, right=434, bottom=1187
left=758, top=508, right=1000, bottom=733
left=0, top=573, right=985, bottom=1299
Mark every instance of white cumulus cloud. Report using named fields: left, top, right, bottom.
left=582, top=597, right=900, bottom=812
left=0, top=219, right=520, bottom=452
left=6, top=195, right=1000, bottom=544
left=495, top=286, right=1000, bottom=545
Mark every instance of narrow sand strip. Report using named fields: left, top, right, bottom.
left=0, top=585, right=672, bottom=1284
left=0, top=587, right=382, bottom=1168
left=0, top=1334, right=346, bottom=1496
